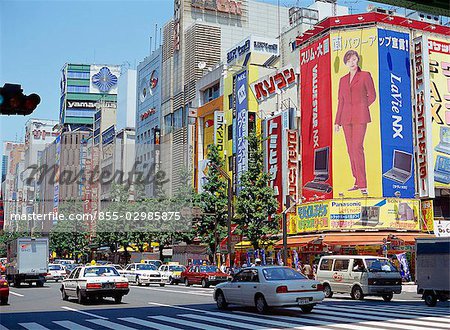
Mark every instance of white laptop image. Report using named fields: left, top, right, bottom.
left=383, top=150, right=413, bottom=184
left=435, top=126, right=450, bottom=155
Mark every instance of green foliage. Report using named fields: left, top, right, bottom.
left=235, top=131, right=280, bottom=250
left=0, top=231, right=27, bottom=257
left=198, top=145, right=228, bottom=260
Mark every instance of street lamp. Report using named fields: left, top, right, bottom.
left=209, top=162, right=233, bottom=266
left=282, top=195, right=298, bottom=265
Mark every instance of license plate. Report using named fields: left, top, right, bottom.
left=297, top=298, right=310, bottom=305
left=103, top=283, right=114, bottom=289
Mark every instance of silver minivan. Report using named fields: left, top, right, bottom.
left=316, top=255, right=402, bottom=301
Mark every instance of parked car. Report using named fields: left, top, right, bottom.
left=54, top=259, right=75, bottom=265
left=45, top=264, right=66, bottom=282
left=111, top=264, right=126, bottom=276
left=60, top=266, right=129, bottom=304
left=159, top=263, right=186, bottom=284
left=0, top=278, right=9, bottom=305
left=214, top=266, right=324, bottom=314
left=63, top=264, right=80, bottom=277
left=182, top=265, right=228, bottom=288
left=316, top=255, right=402, bottom=301
left=143, top=260, right=162, bottom=268
left=123, top=263, right=165, bottom=286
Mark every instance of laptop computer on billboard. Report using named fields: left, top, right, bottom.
left=383, top=150, right=413, bottom=184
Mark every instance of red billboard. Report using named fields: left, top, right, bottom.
left=266, top=114, right=283, bottom=212
left=300, top=35, right=333, bottom=201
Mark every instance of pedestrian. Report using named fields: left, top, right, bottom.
left=303, top=263, right=314, bottom=279
left=254, top=258, right=261, bottom=266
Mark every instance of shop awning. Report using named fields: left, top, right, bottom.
left=389, top=233, right=434, bottom=244
left=322, top=233, right=387, bottom=246
left=274, top=236, right=320, bottom=248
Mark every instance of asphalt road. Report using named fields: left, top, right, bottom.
left=1, top=281, right=449, bottom=329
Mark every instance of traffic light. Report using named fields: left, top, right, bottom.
left=0, top=83, right=41, bottom=115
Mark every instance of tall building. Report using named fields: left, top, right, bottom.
left=117, top=69, right=137, bottom=131
left=1, top=155, right=7, bottom=183
left=60, top=63, right=120, bottom=129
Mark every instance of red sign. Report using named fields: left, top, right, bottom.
left=140, top=108, right=156, bottom=121
left=287, top=130, right=298, bottom=202
left=267, top=115, right=283, bottom=213
left=251, top=67, right=296, bottom=102
left=300, top=35, right=333, bottom=202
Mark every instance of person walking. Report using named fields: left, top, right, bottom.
left=303, top=263, right=314, bottom=279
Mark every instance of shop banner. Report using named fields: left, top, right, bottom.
left=235, top=70, right=248, bottom=193
left=434, top=220, right=450, bottom=237
left=296, top=201, right=330, bottom=233
left=413, top=36, right=434, bottom=198
left=396, top=252, right=411, bottom=281
left=421, top=200, right=434, bottom=232
left=429, top=38, right=450, bottom=190
left=331, top=27, right=382, bottom=198
left=266, top=114, right=283, bottom=212
left=300, top=35, right=333, bottom=201
left=378, top=29, right=415, bottom=198
left=286, top=130, right=299, bottom=203
left=214, top=111, right=225, bottom=159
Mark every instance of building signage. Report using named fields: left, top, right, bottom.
left=235, top=70, right=248, bottom=193
left=251, top=67, right=296, bottom=102
left=140, top=108, right=156, bottom=121
left=191, top=0, right=242, bottom=16
left=214, top=111, right=225, bottom=158
left=287, top=130, right=298, bottom=202
left=227, top=36, right=279, bottom=65
left=413, top=36, right=434, bottom=198
left=434, top=221, right=450, bottom=237
left=53, top=136, right=61, bottom=218
left=154, top=128, right=161, bottom=173
left=266, top=114, right=283, bottom=212
left=91, top=66, right=118, bottom=93
left=421, top=200, right=434, bottom=232
left=102, top=125, right=115, bottom=146
left=66, top=100, right=117, bottom=110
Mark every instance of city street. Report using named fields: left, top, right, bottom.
left=1, top=282, right=449, bottom=329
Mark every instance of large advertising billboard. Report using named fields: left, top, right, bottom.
left=294, top=198, right=420, bottom=234
left=235, top=70, right=248, bottom=193
left=429, top=38, right=450, bottom=190
left=266, top=114, right=283, bottom=212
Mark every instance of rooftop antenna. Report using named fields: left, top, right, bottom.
left=150, top=36, right=153, bottom=54
left=160, top=27, right=162, bottom=47
left=154, top=24, right=158, bottom=52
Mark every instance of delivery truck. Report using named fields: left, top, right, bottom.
left=416, top=237, right=450, bottom=306
left=6, top=237, right=49, bottom=287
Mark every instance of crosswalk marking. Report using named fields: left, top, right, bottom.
left=86, top=319, right=137, bottom=330
left=52, top=321, right=93, bottom=330
left=17, top=323, right=49, bottom=330
left=149, top=316, right=225, bottom=330
left=119, top=317, right=182, bottom=330
left=182, top=313, right=270, bottom=329
left=372, top=304, right=450, bottom=314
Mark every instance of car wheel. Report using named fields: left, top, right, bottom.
left=351, top=286, right=364, bottom=300
left=424, top=291, right=437, bottom=307
left=55, top=279, right=59, bottom=283
left=201, top=279, right=209, bottom=288
left=159, top=283, right=165, bottom=287
left=168, top=277, right=174, bottom=285
left=184, top=278, right=190, bottom=287
left=382, top=293, right=393, bottom=302
left=323, top=284, right=333, bottom=298
left=136, top=276, right=142, bottom=286
left=300, top=304, right=315, bottom=313
left=255, top=294, right=269, bottom=314
left=61, top=288, right=69, bottom=301
left=114, top=295, right=122, bottom=303
left=36, top=280, right=44, bottom=287
left=0, top=296, right=8, bottom=305
left=216, top=290, right=228, bottom=310
left=13, top=279, right=20, bottom=288
left=77, top=289, right=87, bottom=304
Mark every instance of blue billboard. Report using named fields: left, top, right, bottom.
left=235, top=70, right=248, bottom=193
left=378, top=28, right=415, bottom=198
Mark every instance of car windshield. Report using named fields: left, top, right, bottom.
left=113, top=265, right=123, bottom=270
left=200, top=266, right=219, bottom=273
left=137, top=264, right=157, bottom=271
left=169, top=266, right=185, bottom=271
left=262, top=267, right=307, bottom=281
left=83, top=267, right=119, bottom=277
left=366, top=259, right=397, bottom=272
left=49, top=265, right=62, bottom=270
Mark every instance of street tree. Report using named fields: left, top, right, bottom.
left=235, top=131, right=280, bottom=250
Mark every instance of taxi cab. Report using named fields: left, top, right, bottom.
left=158, top=262, right=186, bottom=285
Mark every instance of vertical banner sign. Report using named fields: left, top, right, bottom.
left=331, top=27, right=381, bottom=198
left=266, top=114, right=283, bottom=213
left=235, top=70, right=248, bottom=193
left=287, top=130, right=299, bottom=203
left=378, top=29, right=415, bottom=198
left=154, top=128, right=161, bottom=174
left=214, top=111, right=225, bottom=159
left=53, top=135, right=61, bottom=222
left=429, top=38, right=450, bottom=190
left=83, top=144, right=92, bottom=216
left=413, top=36, right=434, bottom=198
left=300, top=35, right=332, bottom=202
left=421, top=200, right=434, bottom=233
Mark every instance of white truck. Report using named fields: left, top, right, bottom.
left=416, top=237, right=450, bottom=306
left=6, top=237, right=49, bottom=287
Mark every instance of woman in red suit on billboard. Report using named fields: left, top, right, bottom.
left=334, top=50, right=376, bottom=194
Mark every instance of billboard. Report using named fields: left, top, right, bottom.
left=429, top=38, right=450, bottom=190
left=251, top=66, right=297, bottom=102
left=235, top=70, right=248, bottom=193
left=214, top=111, right=225, bottom=159
left=294, top=198, right=420, bottom=234
left=90, top=65, right=120, bottom=94
left=266, top=114, right=283, bottom=212
left=300, top=35, right=333, bottom=202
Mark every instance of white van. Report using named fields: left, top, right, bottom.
left=316, top=255, right=402, bottom=301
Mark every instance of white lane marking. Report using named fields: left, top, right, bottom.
left=53, top=321, right=93, bottom=330
left=9, top=291, right=24, bottom=297
left=328, top=303, right=450, bottom=317
left=135, top=286, right=211, bottom=296
left=0, top=324, right=9, bottom=330
left=182, top=313, right=272, bottom=330
left=149, top=316, right=224, bottom=330
left=61, top=306, right=107, bottom=320
left=17, top=323, right=49, bottom=330
left=87, top=319, right=136, bottom=330
left=119, top=317, right=182, bottom=330
left=148, top=302, right=205, bottom=312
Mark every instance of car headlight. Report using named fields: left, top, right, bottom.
left=208, top=276, right=216, bottom=280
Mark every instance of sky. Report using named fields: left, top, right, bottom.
left=1, top=0, right=446, bottom=156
